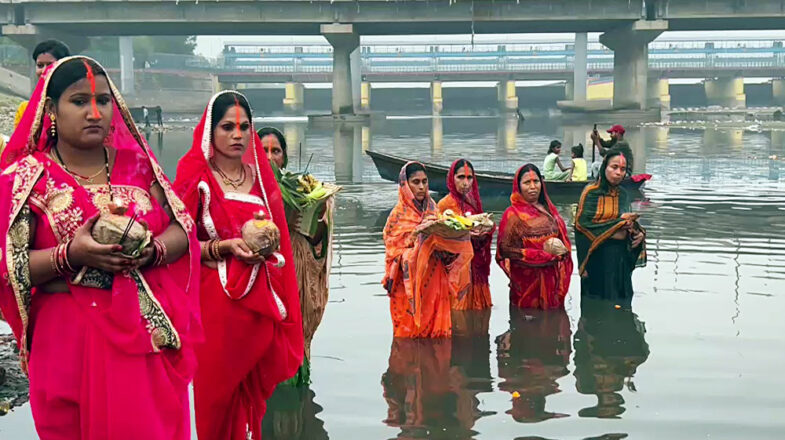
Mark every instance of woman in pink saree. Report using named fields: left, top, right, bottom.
left=0, top=57, right=201, bottom=439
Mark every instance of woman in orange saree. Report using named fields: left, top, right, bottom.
left=496, top=164, right=573, bottom=309
left=437, top=159, right=494, bottom=310
left=174, top=91, right=303, bottom=440
left=382, top=162, right=474, bottom=338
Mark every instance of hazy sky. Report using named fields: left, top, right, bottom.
left=196, top=30, right=785, bottom=57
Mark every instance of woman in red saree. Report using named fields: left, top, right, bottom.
left=382, top=162, right=473, bottom=338
left=496, top=164, right=573, bottom=309
left=437, top=159, right=494, bottom=310
left=0, top=56, right=201, bottom=439
left=173, top=91, right=303, bottom=440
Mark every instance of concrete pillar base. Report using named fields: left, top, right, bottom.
left=705, top=77, right=746, bottom=109
left=497, top=80, right=518, bottom=113
left=647, top=78, right=670, bottom=111
left=772, top=78, right=785, bottom=106
left=431, top=81, right=443, bottom=115
left=321, top=23, right=360, bottom=116
left=600, top=20, right=668, bottom=110
left=360, top=81, right=371, bottom=113
left=283, top=82, right=305, bottom=114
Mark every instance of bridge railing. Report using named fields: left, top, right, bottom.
left=219, top=56, right=785, bottom=75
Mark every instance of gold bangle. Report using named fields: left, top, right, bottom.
left=212, top=239, right=222, bottom=261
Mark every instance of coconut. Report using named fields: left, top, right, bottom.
left=92, top=214, right=152, bottom=258
left=241, top=212, right=281, bottom=256
left=543, top=237, right=568, bottom=257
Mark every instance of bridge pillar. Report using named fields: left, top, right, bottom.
left=431, top=81, right=443, bottom=115
left=283, top=82, right=304, bottom=114
left=360, top=81, right=372, bottom=113
left=119, top=36, right=135, bottom=96
left=772, top=79, right=785, bottom=106
left=647, top=78, right=670, bottom=110
left=321, top=24, right=360, bottom=116
left=497, top=80, right=518, bottom=113
left=573, top=32, right=588, bottom=103
left=705, top=77, right=746, bottom=109
left=210, top=75, right=229, bottom=94
left=600, top=20, right=667, bottom=110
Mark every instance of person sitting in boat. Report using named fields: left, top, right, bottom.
left=571, top=144, right=588, bottom=182
left=542, top=140, right=573, bottom=181
left=575, top=151, right=646, bottom=303
left=437, top=159, right=494, bottom=311
left=590, top=124, right=634, bottom=179
left=383, top=162, right=473, bottom=338
left=496, top=164, right=573, bottom=309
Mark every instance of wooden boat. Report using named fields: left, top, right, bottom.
left=366, top=150, right=647, bottom=201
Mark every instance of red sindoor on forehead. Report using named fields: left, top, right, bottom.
left=83, top=60, right=101, bottom=119
left=233, top=96, right=242, bottom=138
left=526, top=169, right=538, bottom=182
left=463, top=163, right=471, bottom=177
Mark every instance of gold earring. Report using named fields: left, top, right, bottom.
left=48, top=113, right=57, bottom=138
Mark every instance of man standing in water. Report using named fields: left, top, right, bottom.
left=590, top=124, right=634, bottom=178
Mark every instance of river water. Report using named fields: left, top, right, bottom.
left=2, top=116, right=784, bottom=439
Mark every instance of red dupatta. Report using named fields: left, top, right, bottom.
left=496, top=165, right=573, bottom=307
left=444, top=159, right=483, bottom=215
left=440, top=159, right=494, bottom=289
left=173, top=90, right=303, bottom=377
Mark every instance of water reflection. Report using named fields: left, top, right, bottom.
left=332, top=123, right=365, bottom=184
left=382, top=310, right=493, bottom=439
left=432, top=116, right=443, bottom=153
left=261, top=386, right=328, bottom=440
left=495, top=308, right=571, bottom=423
left=496, top=115, right=518, bottom=153
left=515, top=435, right=628, bottom=440
left=573, top=299, right=649, bottom=419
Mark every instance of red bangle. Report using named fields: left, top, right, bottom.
left=51, top=241, right=74, bottom=277
left=153, top=238, right=168, bottom=267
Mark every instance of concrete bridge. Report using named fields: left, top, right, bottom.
left=5, top=0, right=785, bottom=116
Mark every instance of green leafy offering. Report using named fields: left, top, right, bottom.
left=273, top=164, right=340, bottom=212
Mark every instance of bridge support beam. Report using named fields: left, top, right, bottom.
left=1, top=24, right=89, bottom=54
left=600, top=20, right=667, bottom=110
left=705, top=77, right=746, bottom=109
left=647, top=78, right=670, bottom=111
left=283, top=82, right=304, bottom=114
left=572, top=32, right=588, bottom=103
left=431, top=81, right=443, bottom=115
left=360, top=81, right=371, bottom=113
left=497, top=80, right=518, bottom=113
left=321, top=24, right=360, bottom=116
left=119, top=36, right=135, bottom=96
left=772, top=79, right=785, bottom=106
